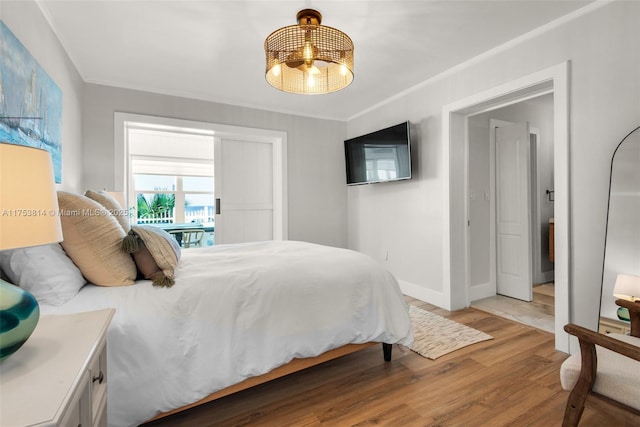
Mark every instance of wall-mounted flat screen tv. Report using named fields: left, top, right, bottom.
left=344, top=121, right=412, bottom=185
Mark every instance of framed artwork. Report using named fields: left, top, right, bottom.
left=0, top=20, right=63, bottom=183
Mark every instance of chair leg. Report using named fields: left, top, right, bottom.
left=562, top=340, right=597, bottom=427
left=562, top=388, right=588, bottom=427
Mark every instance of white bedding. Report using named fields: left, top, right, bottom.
left=41, top=240, right=413, bottom=427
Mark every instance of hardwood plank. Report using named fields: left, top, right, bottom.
left=145, top=301, right=610, bottom=427
left=147, top=343, right=378, bottom=422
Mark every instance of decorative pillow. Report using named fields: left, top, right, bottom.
left=84, top=190, right=130, bottom=232
left=0, top=243, right=86, bottom=305
left=122, top=225, right=181, bottom=287
left=57, top=191, right=137, bottom=286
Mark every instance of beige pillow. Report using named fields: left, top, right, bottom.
left=123, top=225, right=181, bottom=287
left=84, top=190, right=130, bottom=231
left=57, top=191, right=137, bottom=286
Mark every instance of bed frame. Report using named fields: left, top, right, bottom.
left=146, top=342, right=392, bottom=422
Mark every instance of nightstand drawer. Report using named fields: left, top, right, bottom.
left=598, top=317, right=630, bottom=335
left=89, top=341, right=108, bottom=425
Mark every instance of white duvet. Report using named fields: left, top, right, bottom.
left=41, top=240, right=413, bottom=427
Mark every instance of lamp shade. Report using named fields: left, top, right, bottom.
left=0, top=143, right=62, bottom=360
left=0, top=143, right=63, bottom=250
left=613, top=274, right=640, bottom=301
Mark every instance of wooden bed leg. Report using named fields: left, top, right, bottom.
left=382, top=343, right=392, bottom=361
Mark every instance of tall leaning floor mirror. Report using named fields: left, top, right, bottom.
left=599, top=125, right=640, bottom=334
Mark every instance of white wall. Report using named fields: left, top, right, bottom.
left=347, top=1, right=640, bottom=329
left=82, top=84, right=348, bottom=248
left=0, top=0, right=84, bottom=192
left=467, top=119, right=492, bottom=288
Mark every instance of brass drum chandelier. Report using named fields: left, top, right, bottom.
left=264, top=9, right=354, bottom=94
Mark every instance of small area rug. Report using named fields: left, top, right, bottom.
left=409, top=305, right=493, bottom=360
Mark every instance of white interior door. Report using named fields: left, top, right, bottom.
left=214, top=137, right=274, bottom=244
left=495, top=122, right=533, bottom=301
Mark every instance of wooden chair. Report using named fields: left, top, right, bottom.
left=560, top=299, right=640, bottom=426
left=169, top=229, right=204, bottom=248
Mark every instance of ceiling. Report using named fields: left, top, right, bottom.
left=37, top=0, right=593, bottom=121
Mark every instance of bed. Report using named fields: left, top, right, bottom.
left=1, top=192, right=413, bottom=427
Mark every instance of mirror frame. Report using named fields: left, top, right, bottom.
left=598, top=125, right=640, bottom=331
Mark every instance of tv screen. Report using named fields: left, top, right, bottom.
left=344, top=121, right=412, bottom=185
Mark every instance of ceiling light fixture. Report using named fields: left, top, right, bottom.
left=264, top=9, right=354, bottom=95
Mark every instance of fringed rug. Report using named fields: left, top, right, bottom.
left=409, top=305, right=493, bottom=359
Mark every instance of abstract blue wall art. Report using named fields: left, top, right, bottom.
left=0, top=20, right=63, bottom=183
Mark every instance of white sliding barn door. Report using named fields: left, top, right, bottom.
left=214, top=137, right=274, bottom=244
left=495, top=122, right=533, bottom=301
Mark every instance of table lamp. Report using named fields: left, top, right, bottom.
left=0, top=143, right=63, bottom=361
left=613, top=273, right=640, bottom=322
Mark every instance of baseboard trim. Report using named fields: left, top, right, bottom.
left=398, top=280, right=445, bottom=307
left=469, top=282, right=495, bottom=302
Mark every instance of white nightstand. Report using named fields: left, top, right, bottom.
left=1, top=309, right=115, bottom=427
left=598, top=316, right=631, bottom=335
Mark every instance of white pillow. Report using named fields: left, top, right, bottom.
left=0, top=244, right=86, bottom=305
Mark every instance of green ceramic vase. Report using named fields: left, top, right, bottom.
left=617, top=306, right=631, bottom=322
left=0, top=279, right=40, bottom=361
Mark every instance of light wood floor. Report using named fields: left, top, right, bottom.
left=144, top=296, right=616, bottom=427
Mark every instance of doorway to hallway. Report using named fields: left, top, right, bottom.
left=467, top=94, right=556, bottom=330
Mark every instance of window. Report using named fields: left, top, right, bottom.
left=365, top=147, right=400, bottom=181
left=133, top=173, right=215, bottom=225
left=127, top=128, right=215, bottom=243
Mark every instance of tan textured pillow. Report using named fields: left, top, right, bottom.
left=84, top=190, right=130, bottom=232
left=124, top=225, right=181, bottom=287
left=57, top=191, right=137, bottom=286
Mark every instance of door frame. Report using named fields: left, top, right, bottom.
left=113, top=112, right=288, bottom=240
left=442, top=62, right=570, bottom=352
